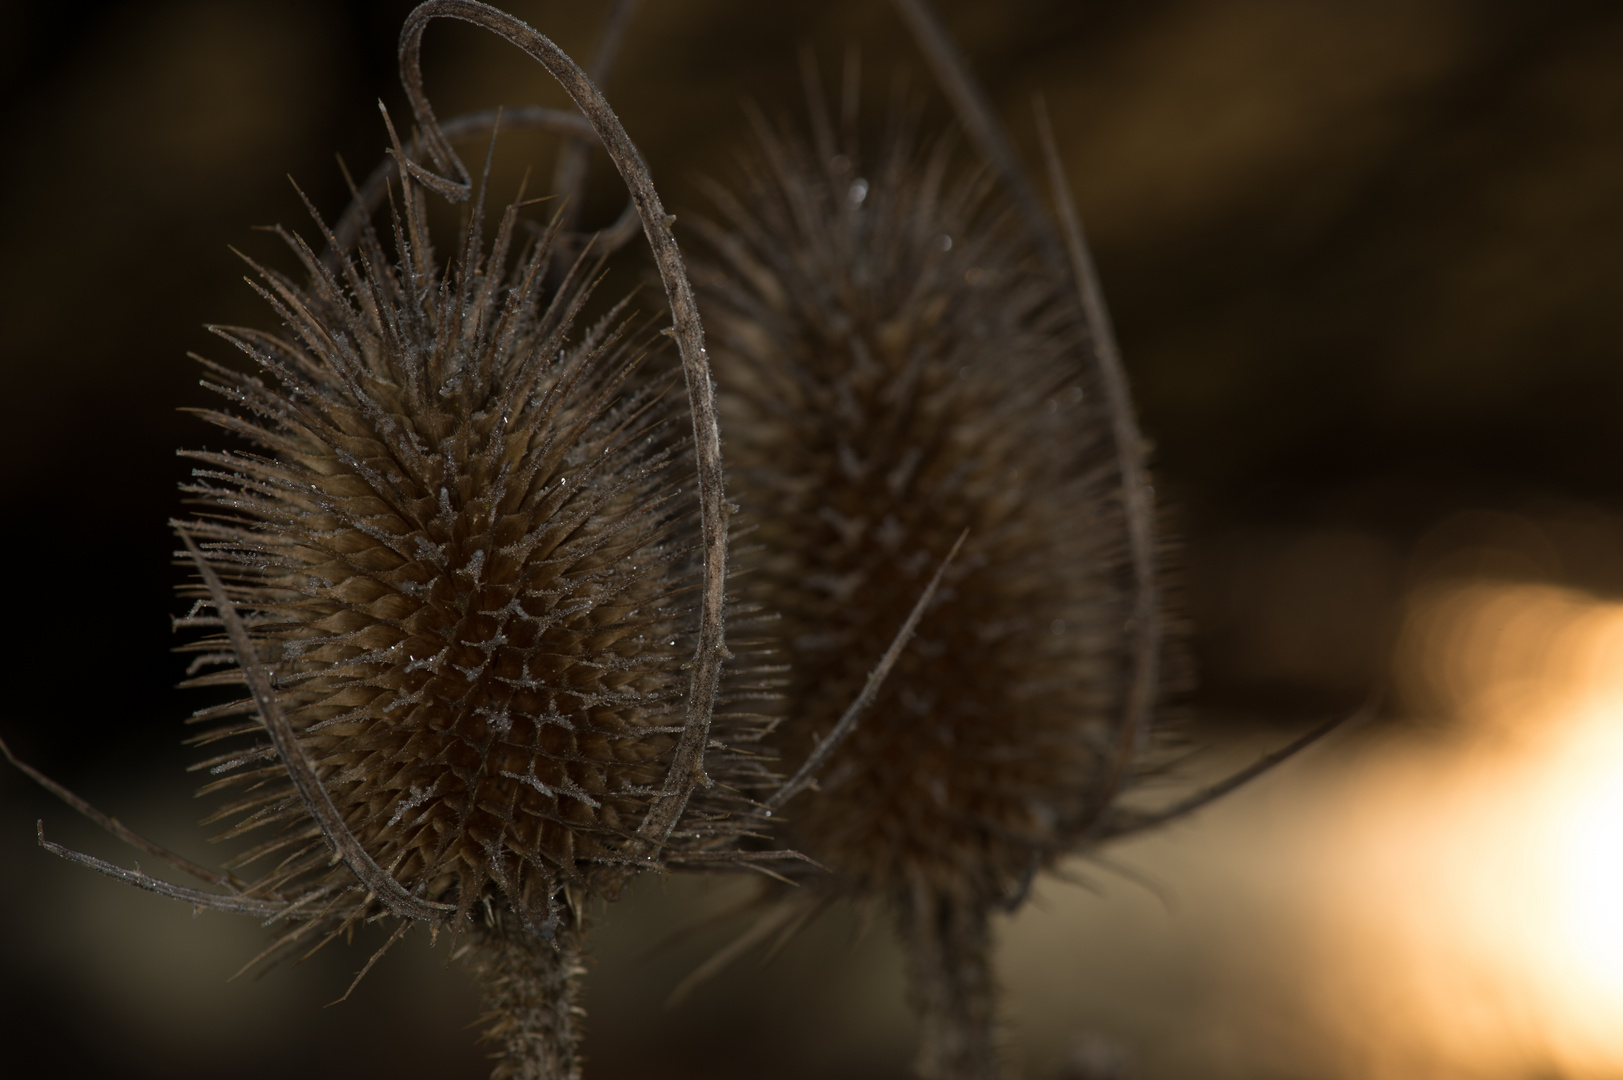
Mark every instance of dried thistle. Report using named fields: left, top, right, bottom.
left=183, top=164, right=769, bottom=1059
left=881, top=0, right=1347, bottom=845
left=695, top=83, right=1135, bottom=1077
left=687, top=7, right=1350, bottom=1075
left=1, top=4, right=786, bottom=1078
left=0, top=5, right=1363, bottom=1077
left=688, top=4, right=1175, bottom=1074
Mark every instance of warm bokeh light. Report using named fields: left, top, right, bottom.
left=1000, top=578, right=1623, bottom=1079
left=1333, top=581, right=1623, bottom=1078
left=17, top=579, right=1618, bottom=1079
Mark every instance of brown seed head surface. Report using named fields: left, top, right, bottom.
left=176, top=170, right=775, bottom=945
left=697, top=107, right=1135, bottom=909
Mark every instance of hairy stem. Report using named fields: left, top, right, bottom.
left=901, top=882, right=1002, bottom=1080
left=465, top=918, right=588, bottom=1080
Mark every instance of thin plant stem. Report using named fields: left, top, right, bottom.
left=902, top=880, right=1001, bottom=1080
left=891, top=0, right=1163, bottom=805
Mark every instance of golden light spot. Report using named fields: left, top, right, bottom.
left=1325, top=582, right=1623, bottom=1077
left=999, top=578, right=1623, bottom=1079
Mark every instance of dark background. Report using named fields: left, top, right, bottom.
left=2, top=1, right=1620, bottom=1077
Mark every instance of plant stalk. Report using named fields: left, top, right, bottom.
left=901, top=880, right=1002, bottom=1080
left=465, top=918, right=588, bottom=1080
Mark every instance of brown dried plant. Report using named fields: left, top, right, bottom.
left=682, top=3, right=1348, bottom=1078
left=695, top=117, right=1116, bottom=1078
left=2, top=2, right=787, bottom=1078
left=694, top=75, right=1141, bottom=1080
left=0, top=3, right=1355, bottom=1079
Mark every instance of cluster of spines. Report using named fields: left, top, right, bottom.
left=697, top=102, right=1133, bottom=910
left=174, top=162, right=778, bottom=955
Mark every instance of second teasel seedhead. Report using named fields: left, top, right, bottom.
left=693, top=53, right=1184, bottom=1071
left=697, top=102, right=1137, bottom=910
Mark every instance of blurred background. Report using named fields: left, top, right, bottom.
left=2, top=0, right=1621, bottom=1076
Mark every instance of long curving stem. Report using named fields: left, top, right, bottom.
left=890, top=0, right=1162, bottom=788
left=900, top=880, right=1002, bottom=1080
left=398, top=1, right=729, bottom=856
left=464, top=918, right=589, bottom=1080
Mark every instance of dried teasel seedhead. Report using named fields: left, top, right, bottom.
left=697, top=104, right=1137, bottom=909
left=694, top=88, right=1169, bottom=1077
left=0, top=3, right=773, bottom=1077
left=175, top=164, right=775, bottom=959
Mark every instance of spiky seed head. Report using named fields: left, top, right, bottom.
left=176, top=165, right=773, bottom=946
left=697, top=107, right=1138, bottom=909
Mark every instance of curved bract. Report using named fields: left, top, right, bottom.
left=395, top=7, right=733, bottom=849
